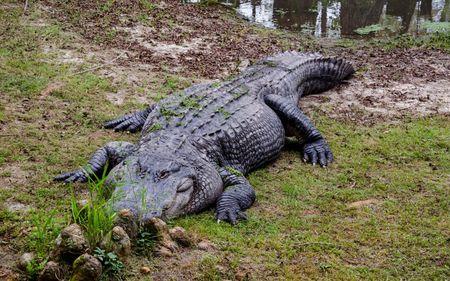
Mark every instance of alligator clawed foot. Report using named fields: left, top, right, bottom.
left=104, top=114, right=141, bottom=132
left=302, top=138, right=334, bottom=167
left=216, top=206, right=248, bottom=225
left=54, top=169, right=88, bottom=183
left=104, top=110, right=149, bottom=133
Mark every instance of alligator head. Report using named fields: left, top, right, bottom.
left=105, top=146, right=223, bottom=223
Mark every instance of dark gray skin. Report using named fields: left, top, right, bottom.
left=55, top=52, right=354, bottom=225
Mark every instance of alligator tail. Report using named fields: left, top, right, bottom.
left=299, top=57, right=355, bottom=97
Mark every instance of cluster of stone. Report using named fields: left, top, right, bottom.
left=19, top=209, right=203, bottom=280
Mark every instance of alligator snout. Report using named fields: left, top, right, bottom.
left=109, top=175, right=196, bottom=224
left=141, top=210, right=163, bottom=223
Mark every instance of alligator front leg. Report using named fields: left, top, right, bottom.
left=104, top=105, right=155, bottom=132
left=54, top=141, right=135, bottom=183
left=264, top=94, right=333, bottom=167
left=215, top=167, right=256, bottom=225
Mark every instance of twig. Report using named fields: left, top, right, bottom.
left=23, top=0, right=29, bottom=13
left=68, top=53, right=126, bottom=77
left=293, top=242, right=342, bottom=249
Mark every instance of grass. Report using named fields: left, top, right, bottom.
left=0, top=1, right=449, bottom=280
left=0, top=1, right=135, bottom=272
left=70, top=174, right=116, bottom=248
left=372, top=33, right=450, bottom=52
left=173, top=116, right=450, bottom=280
left=334, top=32, right=450, bottom=52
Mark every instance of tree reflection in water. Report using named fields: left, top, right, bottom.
left=222, top=0, right=449, bottom=38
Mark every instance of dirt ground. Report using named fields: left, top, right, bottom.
left=0, top=0, right=449, bottom=280
left=39, top=0, right=450, bottom=124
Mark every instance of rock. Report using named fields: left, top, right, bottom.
left=140, top=266, right=151, bottom=274
left=215, top=265, right=226, bottom=272
left=38, top=261, right=65, bottom=281
left=5, top=201, right=31, bottom=213
left=17, top=252, right=34, bottom=270
left=235, top=270, right=249, bottom=281
left=76, top=199, right=89, bottom=209
left=114, top=209, right=139, bottom=239
left=146, top=218, right=178, bottom=252
left=54, top=224, right=89, bottom=262
left=169, top=226, right=192, bottom=247
left=197, top=240, right=216, bottom=251
left=347, top=199, right=380, bottom=209
left=71, top=254, right=102, bottom=281
left=238, top=59, right=250, bottom=72
left=0, top=267, right=19, bottom=281
left=154, top=246, right=174, bottom=257
left=99, top=226, right=131, bottom=258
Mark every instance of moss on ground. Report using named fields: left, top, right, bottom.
left=0, top=1, right=449, bottom=280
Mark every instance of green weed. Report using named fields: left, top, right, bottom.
left=216, top=107, right=231, bottom=119
left=198, top=254, right=222, bottom=280
left=94, top=247, right=125, bottom=280
left=224, top=166, right=243, bottom=177
left=134, top=231, right=157, bottom=256
left=370, top=33, right=450, bottom=52
left=180, top=97, right=201, bottom=109
left=139, top=0, right=156, bottom=12
left=164, top=76, right=183, bottom=92
left=421, top=21, right=450, bottom=33
left=149, top=123, right=163, bottom=132
left=159, top=106, right=183, bottom=119
left=25, top=259, right=48, bottom=280
left=70, top=172, right=116, bottom=248
left=28, top=211, right=63, bottom=258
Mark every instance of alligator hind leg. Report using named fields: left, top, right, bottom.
left=215, top=167, right=256, bottom=225
left=54, top=141, right=135, bottom=183
left=104, top=105, right=155, bottom=133
left=264, top=94, right=333, bottom=167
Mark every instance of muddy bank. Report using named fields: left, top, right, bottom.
left=303, top=47, right=450, bottom=124
left=41, top=0, right=450, bottom=123
left=42, top=0, right=302, bottom=78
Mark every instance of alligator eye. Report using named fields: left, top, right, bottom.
left=158, top=170, right=170, bottom=180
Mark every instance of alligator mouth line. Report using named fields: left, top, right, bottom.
left=177, top=177, right=194, bottom=193
left=160, top=177, right=194, bottom=218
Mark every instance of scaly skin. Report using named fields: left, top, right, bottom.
left=55, top=52, right=354, bottom=225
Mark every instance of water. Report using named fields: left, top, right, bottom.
left=217, top=0, right=450, bottom=38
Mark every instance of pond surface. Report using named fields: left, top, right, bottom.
left=215, top=0, right=450, bottom=38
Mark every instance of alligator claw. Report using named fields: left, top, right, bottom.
left=104, top=114, right=137, bottom=132
left=215, top=207, right=247, bottom=225
left=302, top=138, right=333, bottom=167
left=54, top=169, right=87, bottom=183
left=104, top=108, right=150, bottom=133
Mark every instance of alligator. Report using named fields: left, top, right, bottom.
left=55, top=52, right=354, bottom=225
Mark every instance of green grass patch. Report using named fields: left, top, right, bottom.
left=70, top=175, right=116, bottom=248
left=174, top=116, right=450, bottom=280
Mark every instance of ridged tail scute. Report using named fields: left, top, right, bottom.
left=299, top=57, right=355, bottom=96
